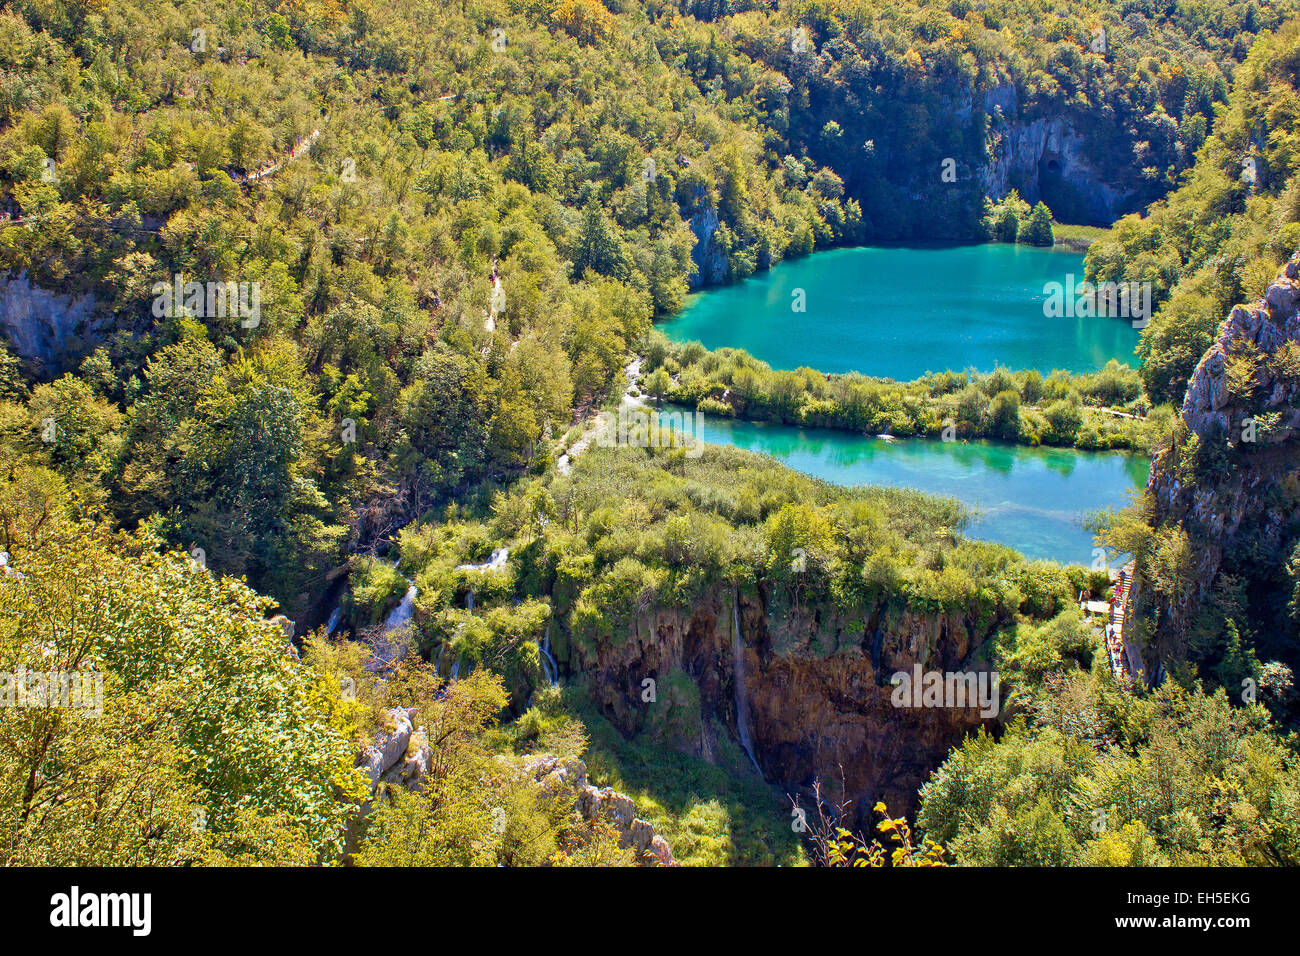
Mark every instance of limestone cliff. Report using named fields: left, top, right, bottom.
left=983, top=112, right=1132, bottom=224
left=686, top=196, right=729, bottom=289
left=555, top=585, right=1003, bottom=824
left=1144, top=254, right=1300, bottom=658
left=0, top=273, right=108, bottom=374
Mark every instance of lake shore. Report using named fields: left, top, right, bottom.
left=652, top=409, right=1148, bottom=564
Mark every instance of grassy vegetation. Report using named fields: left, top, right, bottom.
left=1053, top=222, right=1114, bottom=250
left=643, top=333, right=1177, bottom=453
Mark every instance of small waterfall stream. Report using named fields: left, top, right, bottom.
left=539, top=622, right=559, bottom=686
left=732, top=586, right=762, bottom=775
left=443, top=547, right=509, bottom=682
left=455, top=547, right=509, bottom=574
left=384, top=583, right=416, bottom=631
left=324, top=604, right=343, bottom=636
left=368, top=575, right=415, bottom=674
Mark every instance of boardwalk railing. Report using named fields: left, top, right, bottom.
left=1104, top=563, right=1136, bottom=682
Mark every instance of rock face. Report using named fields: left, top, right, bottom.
left=983, top=113, right=1131, bottom=225
left=978, top=85, right=1138, bottom=225
left=343, top=706, right=432, bottom=857
left=519, top=754, right=677, bottom=866
left=560, top=587, right=1003, bottom=824
left=356, top=707, right=432, bottom=791
left=1145, top=254, right=1300, bottom=652
left=352, top=709, right=675, bottom=865
left=0, top=273, right=107, bottom=373
left=687, top=199, right=729, bottom=289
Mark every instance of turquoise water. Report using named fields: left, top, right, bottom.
left=662, top=245, right=1141, bottom=379
left=677, top=413, right=1149, bottom=564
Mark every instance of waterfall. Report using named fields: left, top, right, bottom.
left=455, top=547, right=509, bottom=574
left=437, top=547, right=509, bottom=683
left=732, top=586, right=762, bottom=775
left=539, top=622, right=558, bottom=687
left=366, top=574, right=415, bottom=674
left=324, top=604, right=343, bottom=636
left=383, top=582, right=416, bottom=633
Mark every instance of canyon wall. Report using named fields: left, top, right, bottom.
left=977, top=85, right=1138, bottom=225
left=554, top=585, right=1003, bottom=823
left=1145, top=254, right=1300, bottom=656
left=0, top=273, right=108, bottom=374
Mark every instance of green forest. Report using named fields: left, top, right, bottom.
left=3, top=0, right=1300, bottom=869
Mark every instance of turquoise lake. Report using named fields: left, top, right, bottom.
left=661, top=244, right=1141, bottom=380
left=672, top=413, right=1150, bottom=565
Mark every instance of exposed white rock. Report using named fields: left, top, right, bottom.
left=356, top=707, right=418, bottom=789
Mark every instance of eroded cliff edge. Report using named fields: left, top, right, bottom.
left=554, top=583, right=1004, bottom=823
left=1142, top=253, right=1300, bottom=670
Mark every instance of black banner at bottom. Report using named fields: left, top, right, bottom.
left=0, top=865, right=1288, bottom=943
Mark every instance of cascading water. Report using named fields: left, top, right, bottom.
left=383, top=582, right=416, bottom=632
left=455, top=547, right=509, bottom=574
left=539, top=622, right=558, bottom=686
left=324, top=604, right=343, bottom=636
left=367, top=569, right=415, bottom=674
left=732, top=586, right=762, bottom=775
left=444, top=547, right=509, bottom=683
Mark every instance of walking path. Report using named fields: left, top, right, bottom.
left=556, top=356, right=644, bottom=476
left=238, top=127, right=321, bottom=184
left=1080, top=561, right=1139, bottom=682
left=1104, top=563, right=1136, bottom=681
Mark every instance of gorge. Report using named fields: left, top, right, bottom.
left=5, top=0, right=1300, bottom=873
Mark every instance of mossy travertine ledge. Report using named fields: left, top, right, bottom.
left=569, top=586, right=1003, bottom=824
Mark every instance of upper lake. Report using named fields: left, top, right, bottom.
left=661, top=244, right=1141, bottom=380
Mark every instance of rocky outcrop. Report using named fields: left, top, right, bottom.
left=518, top=754, right=676, bottom=866
left=687, top=197, right=728, bottom=289
left=356, top=707, right=431, bottom=791
left=351, top=709, right=675, bottom=865
left=342, top=706, right=432, bottom=857
left=1145, top=254, right=1300, bottom=652
left=0, top=273, right=108, bottom=373
left=559, top=586, right=1003, bottom=824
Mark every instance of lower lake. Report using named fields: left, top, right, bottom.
left=673, top=413, right=1149, bottom=564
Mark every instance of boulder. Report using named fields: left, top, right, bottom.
left=357, top=707, right=415, bottom=789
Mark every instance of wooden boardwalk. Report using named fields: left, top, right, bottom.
left=1105, top=563, right=1138, bottom=682
left=238, top=128, right=321, bottom=184
left=1082, top=562, right=1139, bottom=682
